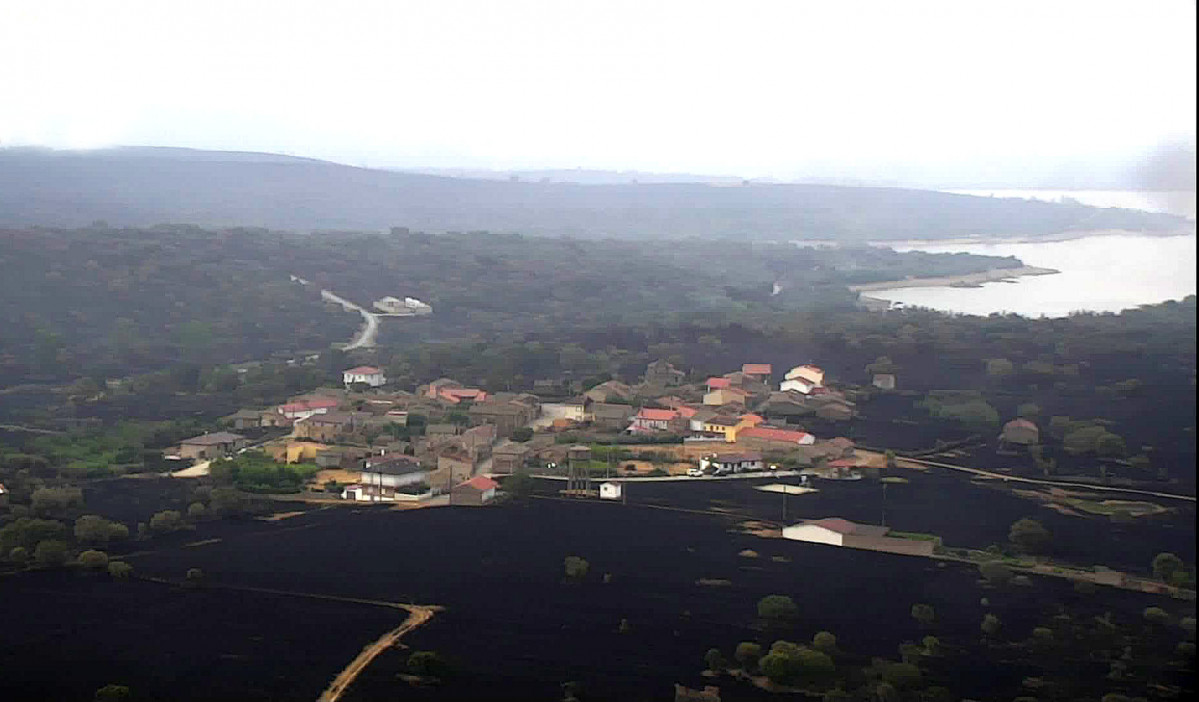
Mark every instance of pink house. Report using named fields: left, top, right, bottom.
left=630, top=408, right=681, bottom=432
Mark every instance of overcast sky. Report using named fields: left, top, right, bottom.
left=2, top=0, right=1195, bottom=184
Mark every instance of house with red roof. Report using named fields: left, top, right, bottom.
left=630, top=407, right=682, bottom=433
left=705, top=377, right=732, bottom=391
left=343, top=365, right=386, bottom=388
left=741, top=363, right=773, bottom=380
left=782, top=517, right=935, bottom=557
left=450, top=475, right=499, bottom=505
left=277, top=397, right=340, bottom=420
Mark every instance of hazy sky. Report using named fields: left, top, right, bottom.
left=2, top=0, right=1195, bottom=182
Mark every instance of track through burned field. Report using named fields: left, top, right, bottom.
left=136, top=575, right=441, bottom=702
left=319, top=603, right=440, bottom=702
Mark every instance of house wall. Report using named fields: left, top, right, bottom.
left=842, top=535, right=936, bottom=557
left=450, top=487, right=489, bottom=505
left=360, top=470, right=428, bottom=488
left=781, top=524, right=843, bottom=546
left=780, top=379, right=814, bottom=394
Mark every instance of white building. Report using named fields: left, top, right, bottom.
left=343, top=365, right=386, bottom=388
left=780, top=378, right=817, bottom=395
left=373, top=296, right=433, bottom=316
left=699, top=452, right=764, bottom=474
left=785, top=364, right=824, bottom=386
left=599, top=482, right=623, bottom=500
left=359, top=455, right=428, bottom=488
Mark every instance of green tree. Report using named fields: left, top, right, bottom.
left=1048, top=415, right=1072, bottom=439
left=31, top=486, right=84, bottom=516
left=735, top=642, right=762, bottom=670
left=185, top=567, right=204, bottom=583
left=511, top=427, right=534, bottom=442
left=1143, top=607, right=1170, bottom=625
left=149, top=510, right=184, bottom=533
left=704, top=648, right=726, bottom=672
left=812, top=631, right=837, bottom=653
left=34, top=539, right=70, bottom=567
left=74, top=515, right=128, bottom=546
left=78, top=549, right=109, bottom=570
left=1096, top=432, right=1126, bottom=458
left=563, top=555, right=589, bottom=581
left=1008, top=518, right=1051, bottom=554
left=187, top=502, right=207, bottom=520
left=209, top=487, right=245, bottom=516
left=911, top=603, right=935, bottom=627
left=1016, top=403, right=1041, bottom=419
left=1152, top=552, right=1184, bottom=581
left=979, top=561, right=1014, bottom=585
left=108, top=561, right=133, bottom=579
left=8, top=546, right=29, bottom=564
left=757, top=594, right=799, bottom=625
left=921, top=635, right=940, bottom=655
left=881, top=662, right=922, bottom=690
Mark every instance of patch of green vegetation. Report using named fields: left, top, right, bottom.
left=209, top=451, right=319, bottom=493
left=1063, top=499, right=1164, bottom=517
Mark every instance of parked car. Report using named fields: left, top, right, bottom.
left=686, top=467, right=704, bottom=477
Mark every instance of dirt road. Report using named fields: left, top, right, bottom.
left=320, top=289, right=379, bottom=350
left=318, top=603, right=439, bottom=702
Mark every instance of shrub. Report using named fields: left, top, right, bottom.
left=185, top=567, right=204, bottom=583
left=979, top=561, right=1014, bottom=585
left=981, top=613, right=1002, bottom=637
left=757, top=594, right=799, bottom=624
left=34, top=539, right=70, bottom=567
left=704, top=648, right=726, bottom=672
left=881, top=662, right=922, bottom=690
left=1143, top=607, right=1170, bottom=625
left=511, top=427, right=534, bottom=442
left=812, top=631, right=837, bottom=653
left=735, top=641, right=762, bottom=669
left=74, top=515, right=129, bottom=546
left=108, top=561, right=133, bottom=579
left=563, top=555, right=589, bottom=581
left=7, top=546, right=29, bottom=564
left=187, top=502, right=207, bottom=520
left=1008, top=518, right=1051, bottom=554
left=149, top=510, right=184, bottom=534
left=911, top=603, right=935, bottom=627
left=1152, top=552, right=1184, bottom=581
left=78, top=549, right=109, bottom=570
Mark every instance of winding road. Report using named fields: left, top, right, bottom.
left=320, top=289, right=379, bottom=350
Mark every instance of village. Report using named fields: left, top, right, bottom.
left=164, top=359, right=894, bottom=511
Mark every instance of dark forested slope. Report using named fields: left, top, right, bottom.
left=0, top=146, right=1189, bottom=240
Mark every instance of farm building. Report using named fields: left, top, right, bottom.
left=450, top=476, right=499, bottom=505
left=178, top=432, right=247, bottom=460
left=1000, top=418, right=1040, bottom=446
left=599, top=482, right=623, bottom=500
left=782, top=518, right=935, bottom=557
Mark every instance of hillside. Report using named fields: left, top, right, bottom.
left=0, top=147, right=1190, bottom=240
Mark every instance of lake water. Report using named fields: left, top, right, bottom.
left=867, top=233, right=1197, bottom=317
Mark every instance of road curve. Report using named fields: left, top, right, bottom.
left=320, top=289, right=379, bottom=349
left=318, top=604, right=439, bottom=702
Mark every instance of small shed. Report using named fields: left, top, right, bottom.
left=1000, top=418, right=1040, bottom=446
left=872, top=373, right=896, bottom=390
left=450, top=476, right=499, bottom=506
left=599, top=482, right=623, bottom=500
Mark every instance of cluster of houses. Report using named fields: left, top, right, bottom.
left=171, top=357, right=868, bottom=508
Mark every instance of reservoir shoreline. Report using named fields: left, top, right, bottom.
left=849, top=265, right=1059, bottom=294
